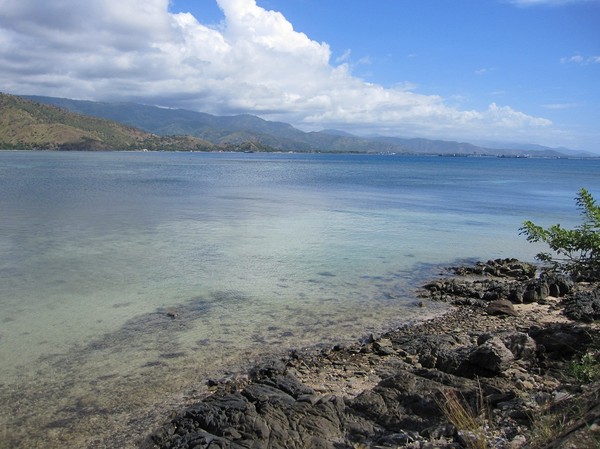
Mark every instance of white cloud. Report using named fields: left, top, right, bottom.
left=335, top=49, right=352, bottom=64
left=561, top=54, right=585, bottom=64
left=561, top=54, right=600, bottom=65
left=542, top=102, right=581, bottom=109
left=475, top=67, right=496, bottom=75
left=0, top=0, right=554, bottom=143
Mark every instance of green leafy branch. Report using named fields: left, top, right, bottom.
left=520, top=188, right=600, bottom=279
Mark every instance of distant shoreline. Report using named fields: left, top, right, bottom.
left=1, top=148, right=598, bottom=160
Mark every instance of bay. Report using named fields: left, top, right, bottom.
left=0, top=151, right=598, bottom=448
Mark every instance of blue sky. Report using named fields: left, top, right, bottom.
left=0, top=0, right=598, bottom=152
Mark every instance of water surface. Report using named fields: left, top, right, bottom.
left=1, top=151, right=598, bottom=448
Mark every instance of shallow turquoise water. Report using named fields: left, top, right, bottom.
left=0, top=151, right=598, bottom=448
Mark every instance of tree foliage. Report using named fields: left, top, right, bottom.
left=520, top=188, right=600, bottom=279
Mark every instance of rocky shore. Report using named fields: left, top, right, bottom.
left=143, top=259, right=600, bottom=449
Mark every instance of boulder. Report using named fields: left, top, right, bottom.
left=523, top=278, right=550, bottom=303
left=562, top=289, right=600, bottom=322
left=349, top=370, right=447, bottom=433
left=541, top=272, right=573, bottom=297
left=529, top=324, right=592, bottom=359
left=499, top=332, right=537, bottom=361
left=373, top=338, right=396, bottom=356
left=435, top=337, right=514, bottom=378
left=148, top=382, right=347, bottom=449
left=468, top=337, right=515, bottom=376
left=508, top=285, right=525, bottom=304
left=486, top=300, right=518, bottom=317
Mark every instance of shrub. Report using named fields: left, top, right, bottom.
left=520, top=188, right=600, bottom=280
left=570, top=351, right=600, bottom=383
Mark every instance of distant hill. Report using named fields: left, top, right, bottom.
left=15, top=94, right=587, bottom=156
left=471, top=140, right=596, bottom=158
left=0, top=93, right=216, bottom=151
left=23, top=95, right=309, bottom=149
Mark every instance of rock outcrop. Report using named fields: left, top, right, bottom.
left=144, top=260, right=600, bottom=449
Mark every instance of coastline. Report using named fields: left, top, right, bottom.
left=2, top=153, right=600, bottom=449
left=143, top=259, right=600, bottom=449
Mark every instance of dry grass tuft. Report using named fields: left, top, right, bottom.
left=437, top=388, right=488, bottom=449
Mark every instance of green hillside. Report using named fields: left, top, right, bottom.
left=0, top=93, right=216, bottom=151
left=25, top=95, right=580, bottom=157
left=8, top=93, right=589, bottom=156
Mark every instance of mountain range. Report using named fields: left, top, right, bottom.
left=0, top=92, right=593, bottom=157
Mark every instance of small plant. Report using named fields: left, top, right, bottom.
left=436, top=388, right=488, bottom=449
left=570, top=351, right=600, bottom=383
left=520, top=188, right=600, bottom=279
left=529, top=407, right=569, bottom=447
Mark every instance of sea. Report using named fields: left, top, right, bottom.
left=0, top=150, right=598, bottom=448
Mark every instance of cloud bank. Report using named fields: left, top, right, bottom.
left=0, top=0, right=553, bottom=141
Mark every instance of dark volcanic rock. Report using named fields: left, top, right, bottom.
left=494, top=331, right=537, bottom=361
left=149, top=384, right=347, bottom=449
left=348, top=370, right=453, bottom=434
left=453, top=258, right=537, bottom=280
left=541, top=272, right=574, bottom=297
left=423, top=261, right=576, bottom=310
left=523, top=278, right=550, bottom=303
left=468, top=337, right=515, bottom=376
left=522, top=273, right=573, bottom=304
left=435, top=337, right=514, bottom=378
left=529, top=324, right=593, bottom=359
left=562, top=288, right=600, bottom=322
left=145, top=260, right=600, bottom=449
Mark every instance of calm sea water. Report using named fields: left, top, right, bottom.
left=0, top=151, right=598, bottom=448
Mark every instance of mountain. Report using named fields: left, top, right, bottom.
left=472, top=140, right=596, bottom=158
left=22, top=95, right=474, bottom=154
left=14, top=94, right=589, bottom=156
left=0, top=93, right=216, bottom=151
left=369, top=136, right=572, bottom=158
left=23, top=95, right=309, bottom=149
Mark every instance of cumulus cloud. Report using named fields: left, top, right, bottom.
left=0, top=0, right=553, bottom=141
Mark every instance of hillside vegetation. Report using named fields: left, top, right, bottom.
left=4, top=93, right=593, bottom=155
left=0, top=93, right=216, bottom=151
left=25, top=94, right=588, bottom=157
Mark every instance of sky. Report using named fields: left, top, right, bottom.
left=0, top=0, right=598, bottom=152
